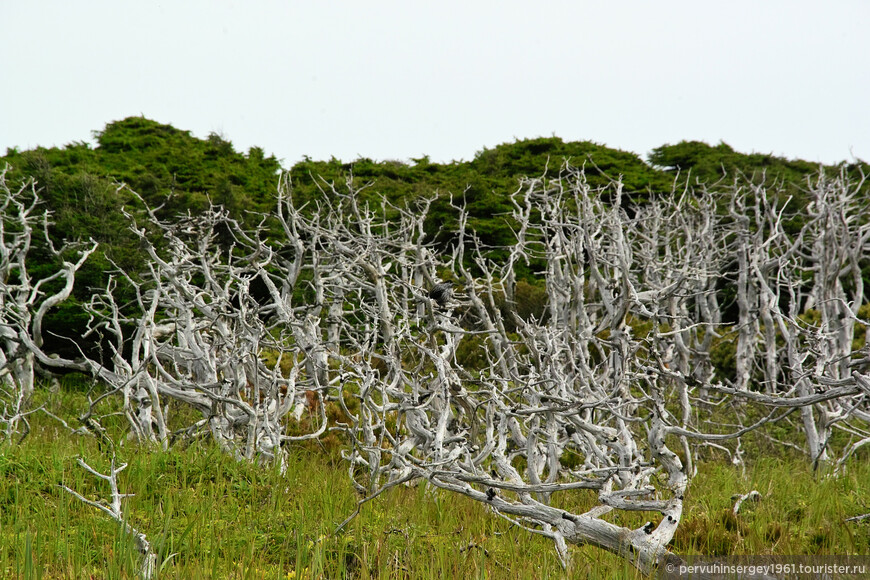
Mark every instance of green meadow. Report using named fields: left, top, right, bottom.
left=2, top=383, right=868, bottom=579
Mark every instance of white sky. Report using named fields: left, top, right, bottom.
left=2, top=1, right=868, bottom=167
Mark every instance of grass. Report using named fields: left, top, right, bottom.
left=1, top=385, right=868, bottom=578
left=1, top=432, right=581, bottom=579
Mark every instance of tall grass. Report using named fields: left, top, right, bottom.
left=1, top=387, right=868, bottom=578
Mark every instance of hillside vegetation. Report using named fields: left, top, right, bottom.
left=3, top=117, right=867, bottom=357
left=3, top=119, right=870, bottom=577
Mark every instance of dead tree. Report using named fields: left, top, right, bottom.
left=319, top=171, right=720, bottom=574
left=721, top=172, right=870, bottom=467
left=9, top=163, right=868, bottom=572
left=320, top=167, right=867, bottom=573
left=61, top=454, right=156, bottom=579
left=19, top=187, right=326, bottom=468
left=0, top=168, right=96, bottom=440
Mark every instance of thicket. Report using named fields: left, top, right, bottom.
left=3, top=117, right=868, bottom=360
left=3, top=120, right=870, bottom=576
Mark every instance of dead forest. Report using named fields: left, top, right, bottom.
left=2, top=164, right=869, bottom=576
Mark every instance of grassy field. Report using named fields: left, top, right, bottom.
left=1, top=385, right=868, bottom=579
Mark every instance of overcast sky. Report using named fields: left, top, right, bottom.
left=2, top=1, right=868, bottom=168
